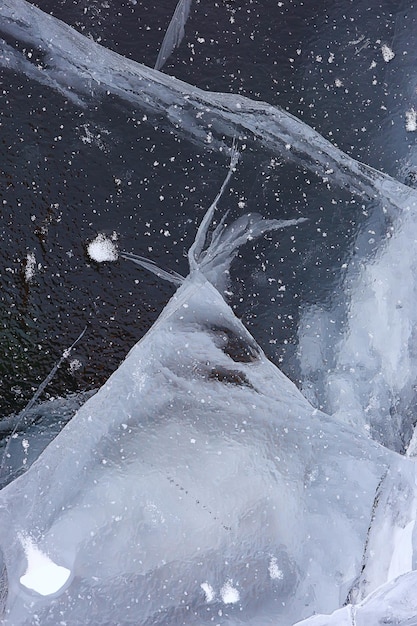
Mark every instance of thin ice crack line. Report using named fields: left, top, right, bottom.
left=0, top=327, right=87, bottom=478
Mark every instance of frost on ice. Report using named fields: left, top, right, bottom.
left=268, top=556, right=284, bottom=580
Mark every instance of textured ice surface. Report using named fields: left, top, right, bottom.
left=2, top=2, right=417, bottom=624
left=295, top=570, right=417, bottom=625
left=0, top=194, right=416, bottom=624
left=1, top=0, right=417, bottom=216
left=298, top=193, right=417, bottom=453
left=0, top=392, right=95, bottom=489
left=0, top=269, right=394, bottom=624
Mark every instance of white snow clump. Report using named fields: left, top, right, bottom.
left=87, top=233, right=118, bottom=262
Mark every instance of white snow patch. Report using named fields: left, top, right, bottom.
left=405, top=108, right=417, bottom=132
left=381, top=44, right=395, bottom=62
left=24, top=252, right=36, bottom=282
left=87, top=233, right=118, bottom=262
left=200, top=582, right=216, bottom=602
left=19, top=534, right=71, bottom=596
left=220, top=579, right=240, bottom=604
left=268, top=556, right=284, bottom=580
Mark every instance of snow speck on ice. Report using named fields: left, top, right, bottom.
left=220, top=579, right=240, bottom=604
left=381, top=44, right=395, bottom=62
left=69, top=358, right=83, bottom=374
left=24, top=252, right=36, bottom=282
left=268, top=556, right=284, bottom=580
left=200, top=582, right=216, bottom=602
left=405, top=109, right=417, bottom=132
left=87, top=233, right=119, bottom=262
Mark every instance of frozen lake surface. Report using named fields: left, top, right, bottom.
left=2, top=0, right=417, bottom=623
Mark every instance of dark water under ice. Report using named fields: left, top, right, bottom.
left=1, top=0, right=416, bottom=419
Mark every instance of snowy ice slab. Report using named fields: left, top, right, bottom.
left=0, top=200, right=412, bottom=625
left=1, top=3, right=417, bottom=623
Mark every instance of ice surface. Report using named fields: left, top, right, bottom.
left=3, top=2, right=417, bottom=624
left=295, top=570, right=417, bottom=625
left=298, top=209, right=417, bottom=453
left=0, top=392, right=95, bottom=489
left=1, top=0, right=417, bottom=216
left=0, top=174, right=416, bottom=624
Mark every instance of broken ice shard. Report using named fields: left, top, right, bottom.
left=0, top=159, right=415, bottom=625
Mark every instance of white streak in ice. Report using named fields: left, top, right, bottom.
left=200, top=582, right=215, bottom=603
